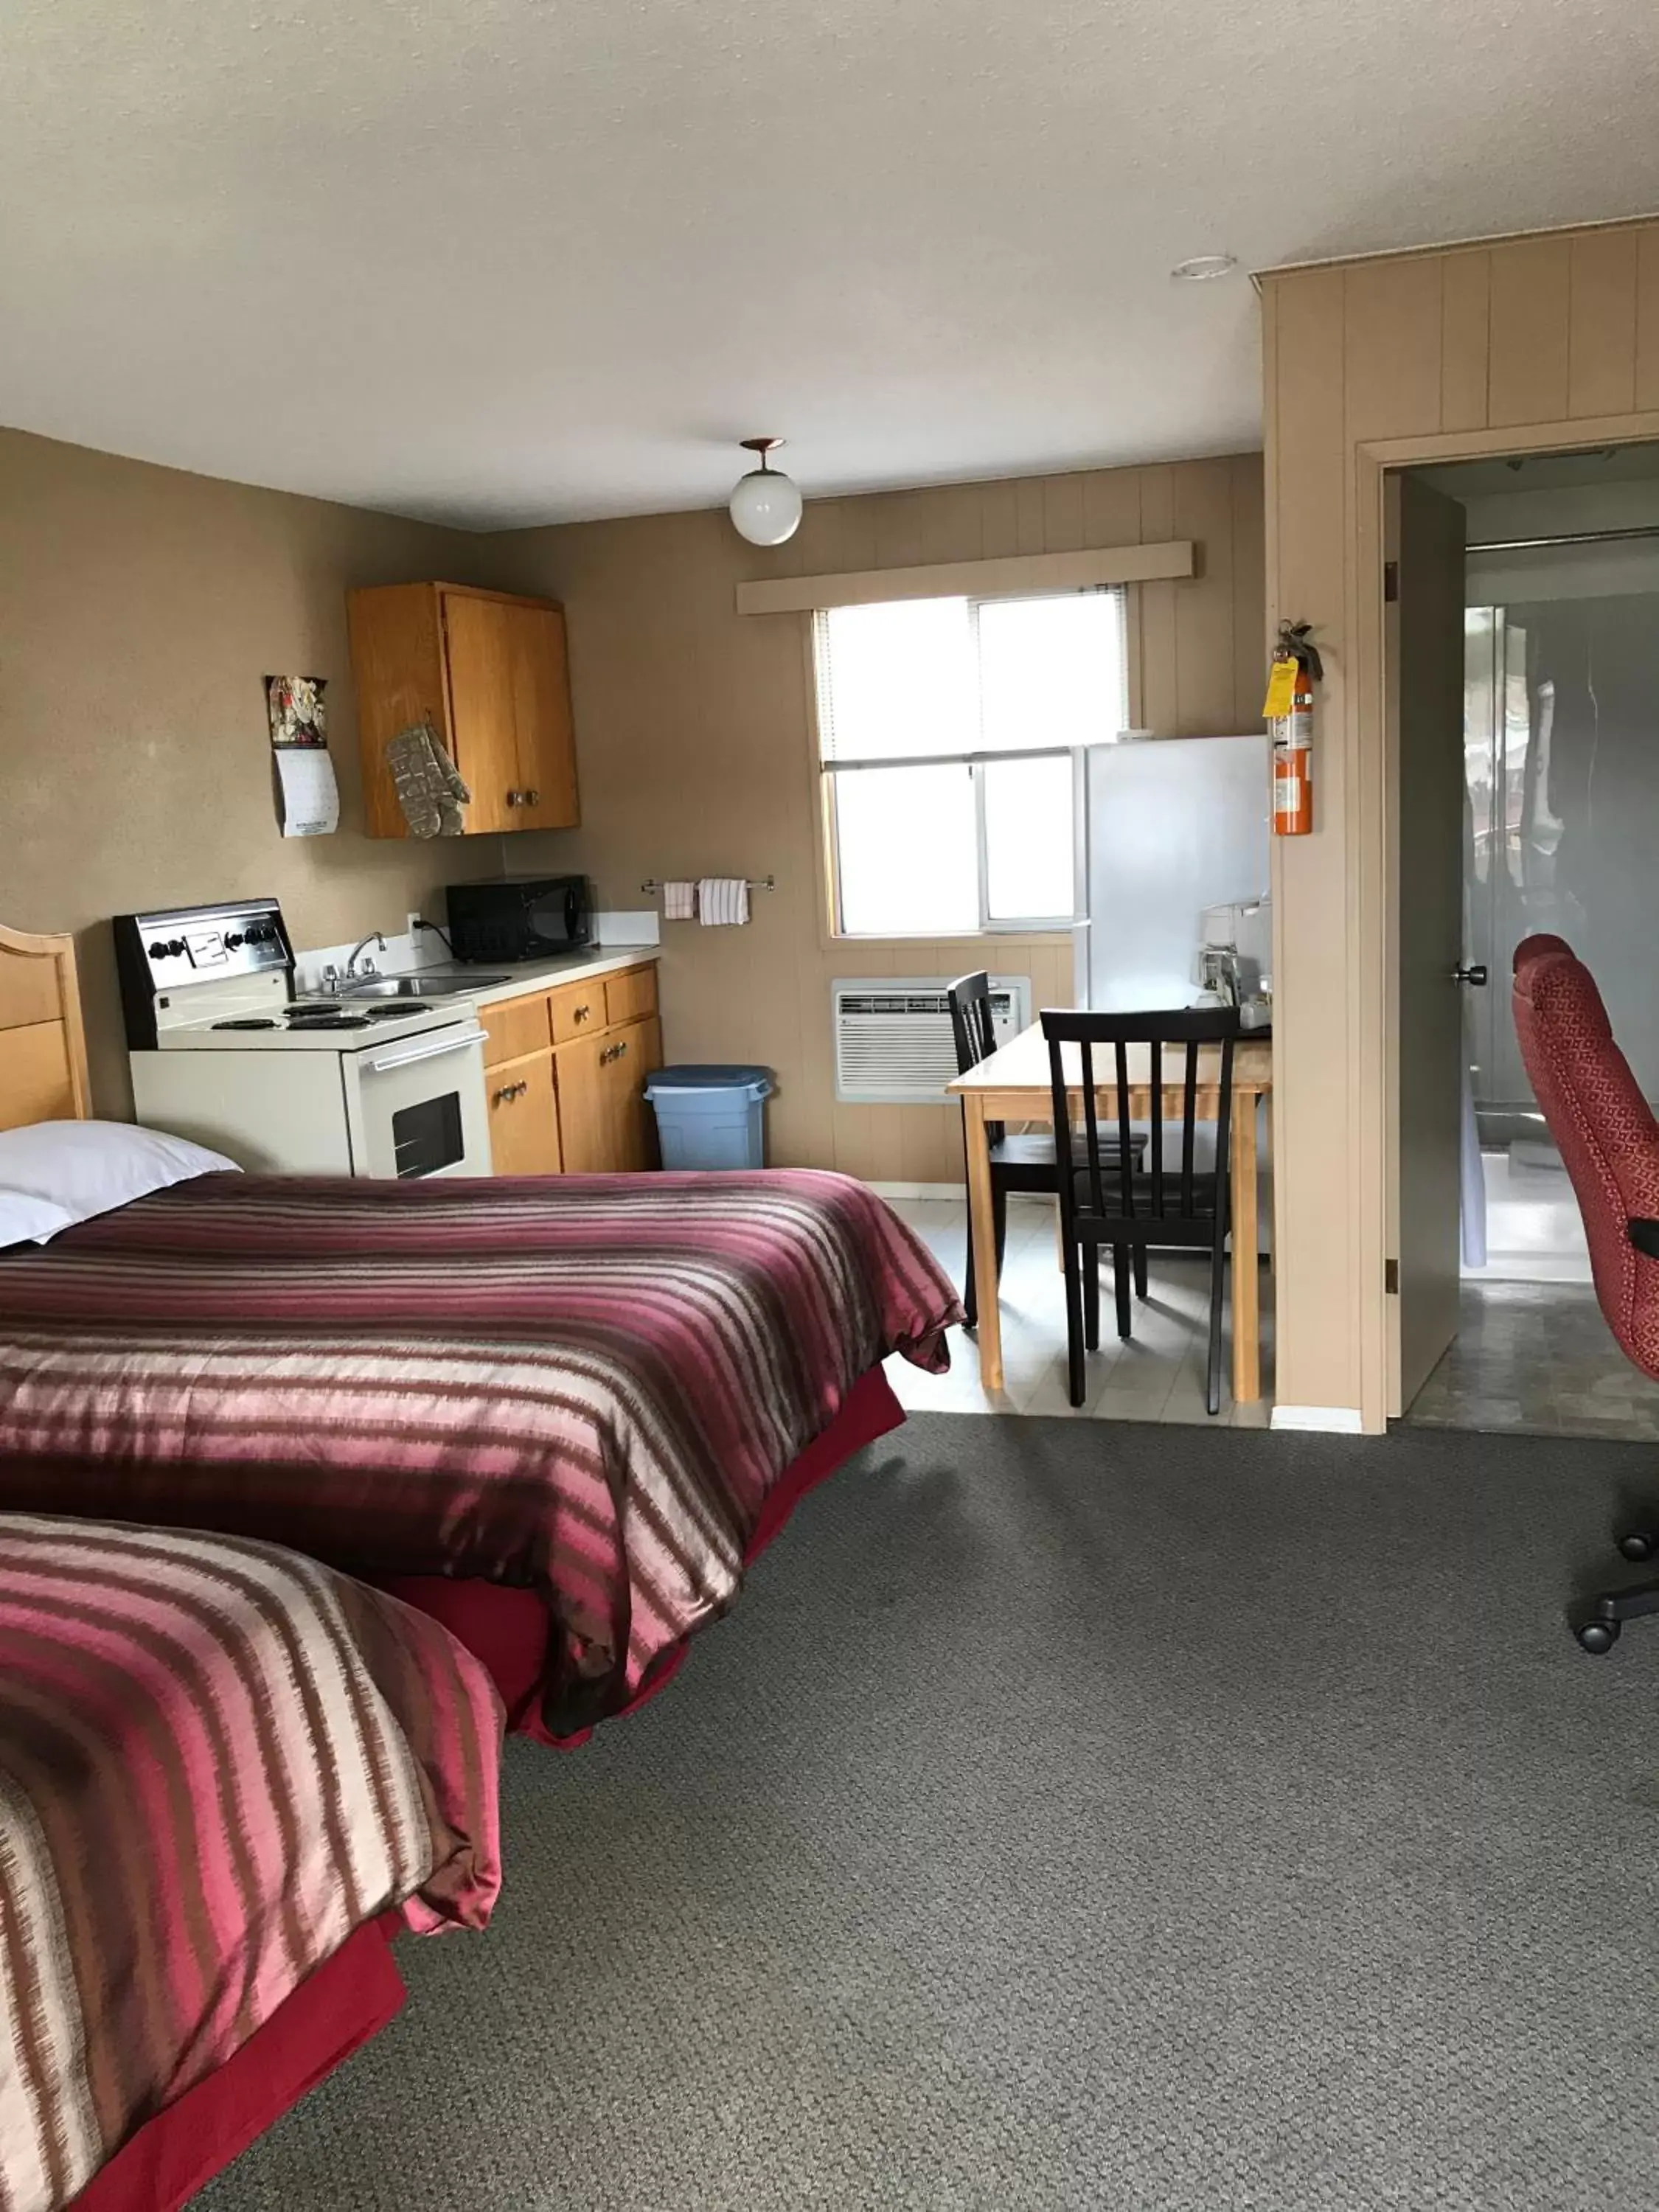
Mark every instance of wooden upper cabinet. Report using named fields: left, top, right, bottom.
left=347, top=582, right=580, bottom=840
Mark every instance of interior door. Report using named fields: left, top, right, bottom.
left=440, top=592, right=519, bottom=833
left=1389, top=473, right=1470, bottom=1414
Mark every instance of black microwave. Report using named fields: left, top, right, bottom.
left=445, top=874, right=593, bottom=962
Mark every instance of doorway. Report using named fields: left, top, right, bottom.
left=1394, top=442, right=1659, bottom=1440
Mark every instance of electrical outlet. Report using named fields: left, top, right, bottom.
left=406, top=911, right=425, bottom=943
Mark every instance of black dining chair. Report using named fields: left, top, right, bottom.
left=948, top=973, right=1145, bottom=1329
left=1040, top=1006, right=1242, bottom=1413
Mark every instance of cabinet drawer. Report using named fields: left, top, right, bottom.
left=549, top=978, right=605, bottom=1045
left=603, top=964, right=658, bottom=1029
left=482, top=992, right=552, bottom=1068
left=485, top=1050, right=561, bottom=1175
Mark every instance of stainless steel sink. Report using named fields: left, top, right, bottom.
left=338, top=977, right=437, bottom=999
left=341, top=973, right=508, bottom=999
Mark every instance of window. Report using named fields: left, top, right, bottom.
left=813, top=589, right=1128, bottom=936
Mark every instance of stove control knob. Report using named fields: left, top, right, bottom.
left=165, top=938, right=187, bottom=958
left=223, top=933, right=244, bottom=950
left=147, top=939, right=170, bottom=959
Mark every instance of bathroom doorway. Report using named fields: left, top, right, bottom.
left=1399, top=441, right=1659, bottom=1439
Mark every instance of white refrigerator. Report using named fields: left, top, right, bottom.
left=1077, top=734, right=1271, bottom=1010
left=1074, top=732, right=1273, bottom=1244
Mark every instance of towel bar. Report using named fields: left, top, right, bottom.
left=640, top=877, right=776, bottom=894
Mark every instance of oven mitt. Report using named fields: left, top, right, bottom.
left=386, top=722, right=471, bottom=838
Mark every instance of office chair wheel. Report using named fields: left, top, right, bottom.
left=1617, top=1531, right=1656, bottom=1562
left=1576, top=1618, right=1621, bottom=1655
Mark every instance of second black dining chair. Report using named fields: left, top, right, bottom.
left=947, top=972, right=1146, bottom=1329
left=1040, top=1005, right=1241, bottom=1413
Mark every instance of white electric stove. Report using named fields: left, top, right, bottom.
left=114, top=898, right=493, bottom=1178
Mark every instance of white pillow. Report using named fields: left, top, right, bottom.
left=0, top=1121, right=240, bottom=1245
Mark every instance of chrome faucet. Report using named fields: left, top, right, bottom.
left=344, top=932, right=387, bottom=981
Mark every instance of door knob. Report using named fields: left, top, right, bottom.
left=1453, top=964, right=1489, bottom=987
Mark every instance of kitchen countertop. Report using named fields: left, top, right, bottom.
left=407, top=944, right=658, bottom=1010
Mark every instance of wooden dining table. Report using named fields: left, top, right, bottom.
left=946, top=1023, right=1273, bottom=1402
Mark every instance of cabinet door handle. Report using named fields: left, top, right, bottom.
left=525, top=788, right=540, bottom=805
left=505, top=789, right=523, bottom=808
left=573, top=1004, right=590, bottom=1022
left=493, top=1079, right=530, bottom=1105
left=615, top=1040, right=628, bottom=1059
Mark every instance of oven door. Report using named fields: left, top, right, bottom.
left=342, top=1023, right=493, bottom=1180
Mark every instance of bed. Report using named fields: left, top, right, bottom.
left=0, top=1509, right=503, bottom=2212
left=0, top=922, right=961, bottom=1743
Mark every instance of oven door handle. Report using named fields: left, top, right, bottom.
left=364, top=1025, right=487, bottom=1075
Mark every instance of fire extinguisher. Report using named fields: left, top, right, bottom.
left=1266, top=620, right=1321, bottom=837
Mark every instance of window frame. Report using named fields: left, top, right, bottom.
left=813, top=588, right=1125, bottom=940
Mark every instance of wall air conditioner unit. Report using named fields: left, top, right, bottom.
left=832, top=975, right=1032, bottom=1106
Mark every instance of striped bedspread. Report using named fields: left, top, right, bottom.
left=0, top=1169, right=960, bottom=1732
left=0, top=1513, right=503, bottom=2212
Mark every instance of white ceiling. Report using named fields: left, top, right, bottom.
left=5, top=0, right=1658, bottom=529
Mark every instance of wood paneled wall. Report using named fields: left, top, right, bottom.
left=1262, top=218, right=1659, bottom=1427
left=495, top=453, right=1265, bottom=1182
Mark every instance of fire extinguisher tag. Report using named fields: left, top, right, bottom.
left=1262, top=655, right=1298, bottom=720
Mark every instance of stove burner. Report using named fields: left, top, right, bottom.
left=285, top=999, right=433, bottom=1022
left=284, top=1012, right=372, bottom=1031
left=211, top=1018, right=279, bottom=1031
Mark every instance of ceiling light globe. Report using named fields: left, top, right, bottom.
left=729, top=466, right=802, bottom=546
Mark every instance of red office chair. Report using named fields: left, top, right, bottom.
left=1512, top=933, right=1659, bottom=1649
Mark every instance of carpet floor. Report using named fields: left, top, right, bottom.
left=197, top=1413, right=1659, bottom=2211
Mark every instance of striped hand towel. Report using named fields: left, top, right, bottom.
left=662, top=880, right=695, bottom=921
left=698, top=877, right=749, bottom=927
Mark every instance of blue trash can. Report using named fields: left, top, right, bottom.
left=644, top=1065, right=773, bottom=1170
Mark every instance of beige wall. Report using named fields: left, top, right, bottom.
left=495, top=452, right=1265, bottom=1180
left=0, top=429, right=507, bottom=1111
left=1262, top=219, right=1659, bottom=1427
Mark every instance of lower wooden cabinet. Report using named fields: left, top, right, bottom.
left=486, top=1049, right=560, bottom=1175
left=552, top=1015, right=662, bottom=1174
left=481, top=962, right=661, bottom=1178
left=549, top=1033, right=607, bottom=1173
left=600, top=1015, right=663, bottom=1172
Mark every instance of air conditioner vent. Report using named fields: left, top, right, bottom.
left=832, top=975, right=1031, bottom=1105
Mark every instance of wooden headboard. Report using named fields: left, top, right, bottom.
left=0, top=923, right=91, bottom=1130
